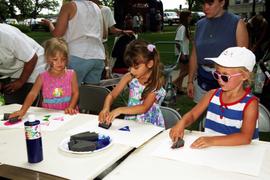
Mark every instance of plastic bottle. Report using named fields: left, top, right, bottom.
left=254, top=63, right=266, bottom=94
left=24, top=114, right=43, bottom=163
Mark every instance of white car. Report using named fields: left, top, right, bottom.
left=163, top=11, right=179, bottom=26
left=23, top=18, right=49, bottom=31
left=5, top=18, right=18, bottom=25
left=191, top=11, right=205, bottom=25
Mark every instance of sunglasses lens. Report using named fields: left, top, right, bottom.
left=220, top=75, right=229, bottom=82
left=213, top=71, right=229, bottom=83
left=213, top=71, right=219, bottom=80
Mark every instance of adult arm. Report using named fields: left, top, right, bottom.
left=187, top=43, right=197, bottom=98
left=236, top=19, right=249, bottom=47
left=4, top=54, right=38, bottom=93
left=41, top=2, right=76, bottom=37
left=9, top=75, right=43, bottom=119
left=109, top=26, right=134, bottom=36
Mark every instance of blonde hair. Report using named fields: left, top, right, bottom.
left=238, top=67, right=254, bottom=88
left=43, top=37, right=69, bottom=69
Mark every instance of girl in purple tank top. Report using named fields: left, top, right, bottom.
left=10, top=38, right=79, bottom=119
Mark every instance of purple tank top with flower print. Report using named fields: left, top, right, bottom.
left=40, top=69, right=74, bottom=110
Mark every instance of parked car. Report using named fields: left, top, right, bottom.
left=23, top=18, right=49, bottom=31
left=191, top=11, right=205, bottom=25
left=5, top=18, right=18, bottom=25
left=163, top=11, right=179, bottom=26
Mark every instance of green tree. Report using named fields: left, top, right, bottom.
left=187, top=0, right=204, bottom=11
left=32, top=0, right=59, bottom=18
left=0, top=0, right=10, bottom=20
left=60, top=0, right=114, bottom=8
left=0, top=0, right=59, bottom=20
left=102, top=0, right=114, bottom=7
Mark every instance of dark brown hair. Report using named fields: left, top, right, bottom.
left=124, top=40, right=165, bottom=100
left=179, top=11, right=191, bottom=39
left=204, top=0, right=229, bottom=10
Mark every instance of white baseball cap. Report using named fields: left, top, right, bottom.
left=205, top=47, right=256, bottom=72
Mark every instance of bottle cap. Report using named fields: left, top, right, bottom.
left=28, top=114, right=36, bottom=122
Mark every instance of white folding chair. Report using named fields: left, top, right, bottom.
left=258, top=103, right=270, bottom=132
left=160, top=106, right=181, bottom=129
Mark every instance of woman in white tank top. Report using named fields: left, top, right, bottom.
left=42, top=0, right=105, bottom=85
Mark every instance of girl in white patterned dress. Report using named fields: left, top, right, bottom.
left=99, top=40, right=166, bottom=127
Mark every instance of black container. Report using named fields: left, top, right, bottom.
left=24, top=118, right=43, bottom=163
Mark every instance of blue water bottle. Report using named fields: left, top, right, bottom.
left=24, top=114, right=43, bottom=163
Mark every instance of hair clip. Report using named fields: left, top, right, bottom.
left=147, top=44, right=156, bottom=52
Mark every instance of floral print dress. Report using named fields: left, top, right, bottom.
left=125, top=78, right=166, bottom=127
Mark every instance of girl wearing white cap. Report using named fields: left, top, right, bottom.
left=170, top=47, right=258, bottom=148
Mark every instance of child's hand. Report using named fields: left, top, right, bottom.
left=64, top=107, right=77, bottom=115
left=169, top=123, right=185, bottom=143
left=9, top=110, right=25, bottom=120
left=190, top=136, right=213, bottom=149
left=98, top=109, right=109, bottom=123
left=105, top=108, right=121, bottom=124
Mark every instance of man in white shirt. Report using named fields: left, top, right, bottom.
left=0, top=23, right=46, bottom=104
left=91, top=0, right=134, bottom=42
left=90, top=0, right=134, bottom=79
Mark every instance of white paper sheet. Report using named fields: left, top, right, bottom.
left=36, top=113, right=74, bottom=131
left=152, top=133, right=266, bottom=176
left=68, top=119, right=164, bottom=148
left=0, top=112, right=74, bottom=131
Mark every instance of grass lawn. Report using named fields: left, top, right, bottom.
left=27, top=31, right=52, bottom=45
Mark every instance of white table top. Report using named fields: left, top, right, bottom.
left=104, top=130, right=270, bottom=180
left=0, top=104, right=134, bottom=180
